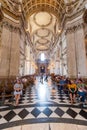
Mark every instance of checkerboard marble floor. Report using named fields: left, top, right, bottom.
left=0, top=77, right=87, bottom=130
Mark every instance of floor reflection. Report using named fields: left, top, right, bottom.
left=0, top=76, right=87, bottom=130
left=38, top=82, right=50, bottom=101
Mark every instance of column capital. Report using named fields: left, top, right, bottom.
left=83, top=9, right=87, bottom=24
left=0, top=5, right=4, bottom=22
left=2, top=21, right=20, bottom=33
left=65, top=22, right=84, bottom=34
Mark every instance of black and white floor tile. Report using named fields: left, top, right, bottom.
left=0, top=77, right=87, bottom=129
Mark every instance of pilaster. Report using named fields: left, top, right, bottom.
left=0, top=20, right=20, bottom=78
left=66, top=22, right=87, bottom=78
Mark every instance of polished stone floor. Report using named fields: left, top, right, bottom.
left=0, top=77, right=87, bottom=130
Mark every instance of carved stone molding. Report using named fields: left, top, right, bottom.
left=0, top=22, right=3, bottom=46
left=83, top=9, right=87, bottom=24
left=65, top=23, right=84, bottom=34
left=0, top=9, right=4, bottom=22
left=2, top=21, right=20, bottom=33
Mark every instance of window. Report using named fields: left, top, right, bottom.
left=41, top=53, right=45, bottom=61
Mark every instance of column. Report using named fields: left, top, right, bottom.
left=0, top=21, right=20, bottom=78
left=66, top=27, right=77, bottom=78
left=55, top=60, right=60, bottom=75
left=75, top=24, right=87, bottom=77
left=66, top=23, right=87, bottom=78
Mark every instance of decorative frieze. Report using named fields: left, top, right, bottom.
left=65, top=22, right=84, bottom=34
left=0, top=8, right=4, bottom=22
left=0, top=22, right=3, bottom=46
left=2, top=21, right=20, bottom=33
left=83, top=9, right=87, bottom=24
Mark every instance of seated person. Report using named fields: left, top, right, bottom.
left=14, top=79, right=23, bottom=106
left=77, top=79, right=87, bottom=103
left=68, top=80, right=77, bottom=104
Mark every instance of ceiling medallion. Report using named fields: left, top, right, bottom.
left=36, top=38, right=50, bottom=45
left=36, top=44, right=49, bottom=51
left=33, top=12, right=52, bottom=27
left=35, top=28, right=51, bottom=37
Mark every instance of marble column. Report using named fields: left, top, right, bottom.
left=55, top=60, right=60, bottom=75
left=66, top=27, right=77, bottom=78
left=66, top=23, right=87, bottom=78
left=74, top=24, right=87, bottom=78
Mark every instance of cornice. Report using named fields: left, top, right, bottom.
left=0, top=7, right=4, bottom=22
left=62, top=0, right=86, bottom=29
left=83, top=9, right=87, bottom=24
left=2, top=20, right=20, bottom=33
left=2, top=7, right=21, bottom=21
left=62, top=8, right=84, bottom=29
left=65, top=22, right=84, bottom=34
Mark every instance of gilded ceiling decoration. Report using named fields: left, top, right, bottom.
left=33, top=12, right=52, bottom=27
left=37, top=39, right=50, bottom=45
left=21, top=0, right=80, bottom=59
left=36, top=44, right=49, bottom=51
left=27, top=11, right=57, bottom=57
left=83, top=9, right=87, bottom=24
left=35, top=28, right=52, bottom=38
left=22, top=0, right=65, bottom=21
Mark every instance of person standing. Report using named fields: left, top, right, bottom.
left=78, top=72, right=81, bottom=79
left=14, top=79, right=23, bottom=106
left=40, top=73, right=43, bottom=84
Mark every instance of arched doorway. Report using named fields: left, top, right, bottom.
left=40, top=65, right=45, bottom=73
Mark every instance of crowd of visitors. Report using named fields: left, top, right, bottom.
left=12, top=74, right=87, bottom=106
left=52, top=75, right=87, bottom=105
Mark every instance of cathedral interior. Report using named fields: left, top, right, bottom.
left=0, top=0, right=87, bottom=130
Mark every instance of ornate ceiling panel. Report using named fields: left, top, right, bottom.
left=26, top=11, right=58, bottom=59
left=37, top=38, right=50, bottom=45
left=21, top=0, right=67, bottom=60
left=36, top=44, right=49, bottom=51
left=33, top=12, right=52, bottom=27
left=0, top=0, right=84, bottom=61
left=35, top=28, right=51, bottom=37
left=22, top=0, right=65, bottom=21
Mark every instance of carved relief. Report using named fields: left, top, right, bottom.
left=83, top=9, right=87, bottom=24
left=0, top=22, right=3, bottom=46
left=0, top=8, right=4, bottom=22
left=2, top=21, right=20, bottom=33
left=65, top=23, right=84, bottom=34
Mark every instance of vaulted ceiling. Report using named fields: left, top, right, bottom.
left=22, top=0, right=66, bottom=60
left=22, top=0, right=65, bottom=21
left=0, top=0, right=81, bottom=61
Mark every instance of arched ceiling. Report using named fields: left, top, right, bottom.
left=22, top=0, right=66, bottom=60
left=0, top=0, right=81, bottom=61
left=22, top=0, right=65, bottom=21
